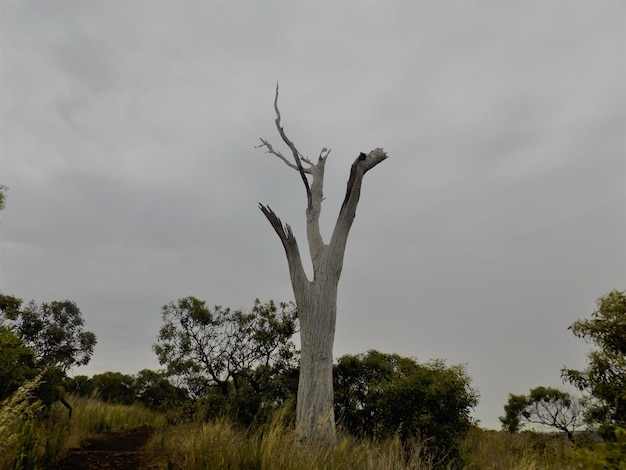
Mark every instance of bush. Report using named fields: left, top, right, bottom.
left=334, top=350, right=478, bottom=465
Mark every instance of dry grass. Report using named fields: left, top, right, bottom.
left=0, top=375, right=48, bottom=469
left=67, top=396, right=166, bottom=438
left=461, top=427, right=579, bottom=469
left=0, top=384, right=165, bottom=470
left=146, top=407, right=446, bottom=470
left=2, top=390, right=610, bottom=469
left=148, top=415, right=588, bottom=470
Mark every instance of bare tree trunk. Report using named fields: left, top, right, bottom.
left=257, top=84, right=387, bottom=446
left=294, top=279, right=338, bottom=443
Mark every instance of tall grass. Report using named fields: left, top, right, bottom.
left=0, top=375, right=48, bottom=469
left=460, top=427, right=579, bottom=469
left=147, top=406, right=441, bottom=469
left=0, top=382, right=165, bottom=470
left=148, top=411, right=588, bottom=470
left=67, top=395, right=166, bottom=440
left=1, top=388, right=603, bottom=470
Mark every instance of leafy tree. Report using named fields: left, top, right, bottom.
left=334, top=350, right=478, bottom=464
left=0, top=294, right=22, bottom=321
left=500, top=386, right=584, bottom=442
left=333, top=350, right=401, bottom=437
left=63, top=375, right=95, bottom=398
left=134, top=369, right=189, bottom=411
left=0, top=295, right=96, bottom=372
left=257, top=85, right=388, bottom=444
left=0, top=326, right=37, bottom=401
left=500, top=393, right=528, bottom=434
left=562, top=289, right=626, bottom=438
left=90, top=372, right=136, bottom=405
left=153, top=297, right=298, bottom=423
left=1, top=294, right=96, bottom=414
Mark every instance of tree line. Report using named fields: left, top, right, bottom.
left=0, top=293, right=479, bottom=465
left=2, top=285, right=625, bottom=465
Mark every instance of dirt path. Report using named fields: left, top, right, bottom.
left=53, top=427, right=159, bottom=470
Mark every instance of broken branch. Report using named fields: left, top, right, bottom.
left=256, top=139, right=312, bottom=173
left=272, top=83, right=313, bottom=210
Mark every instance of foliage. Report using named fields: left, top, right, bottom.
left=63, top=375, right=95, bottom=398
left=500, top=393, right=527, bottom=434
left=0, top=375, right=45, bottom=469
left=0, top=326, right=37, bottom=401
left=0, top=294, right=96, bottom=372
left=574, top=426, right=626, bottom=469
left=90, top=372, right=136, bottom=405
left=0, top=293, right=97, bottom=411
left=153, top=297, right=298, bottom=423
left=562, top=289, right=626, bottom=438
left=333, top=350, right=478, bottom=465
left=500, top=386, right=584, bottom=442
left=0, top=293, right=22, bottom=321
left=0, top=294, right=96, bottom=412
left=0, top=184, right=6, bottom=211
left=134, top=368, right=190, bottom=411
left=63, top=369, right=190, bottom=414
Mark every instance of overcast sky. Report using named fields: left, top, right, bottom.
left=1, top=1, right=625, bottom=430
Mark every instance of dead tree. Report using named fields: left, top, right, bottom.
left=257, top=84, right=388, bottom=445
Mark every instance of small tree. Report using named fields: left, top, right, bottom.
left=500, top=386, right=584, bottom=442
left=153, top=297, right=298, bottom=422
left=134, top=369, right=190, bottom=411
left=62, top=375, right=95, bottom=398
left=334, top=350, right=478, bottom=464
left=257, top=85, right=388, bottom=444
left=0, top=294, right=96, bottom=415
left=562, top=289, right=626, bottom=439
left=91, top=372, right=136, bottom=405
left=0, top=296, right=96, bottom=372
left=500, top=393, right=528, bottom=434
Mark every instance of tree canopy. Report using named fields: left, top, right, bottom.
left=153, top=297, right=299, bottom=423
left=562, top=289, right=626, bottom=438
left=0, top=294, right=96, bottom=412
left=0, top=295, right=96, bottom=372
left=500, top=386, right=584, bottom=442
left=334, top=350, right=478, bottom=465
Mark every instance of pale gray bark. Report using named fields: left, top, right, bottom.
left=257, top=84, right=387, bottom=445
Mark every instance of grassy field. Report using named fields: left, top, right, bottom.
left=2, top=379, right=622, bottom=469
